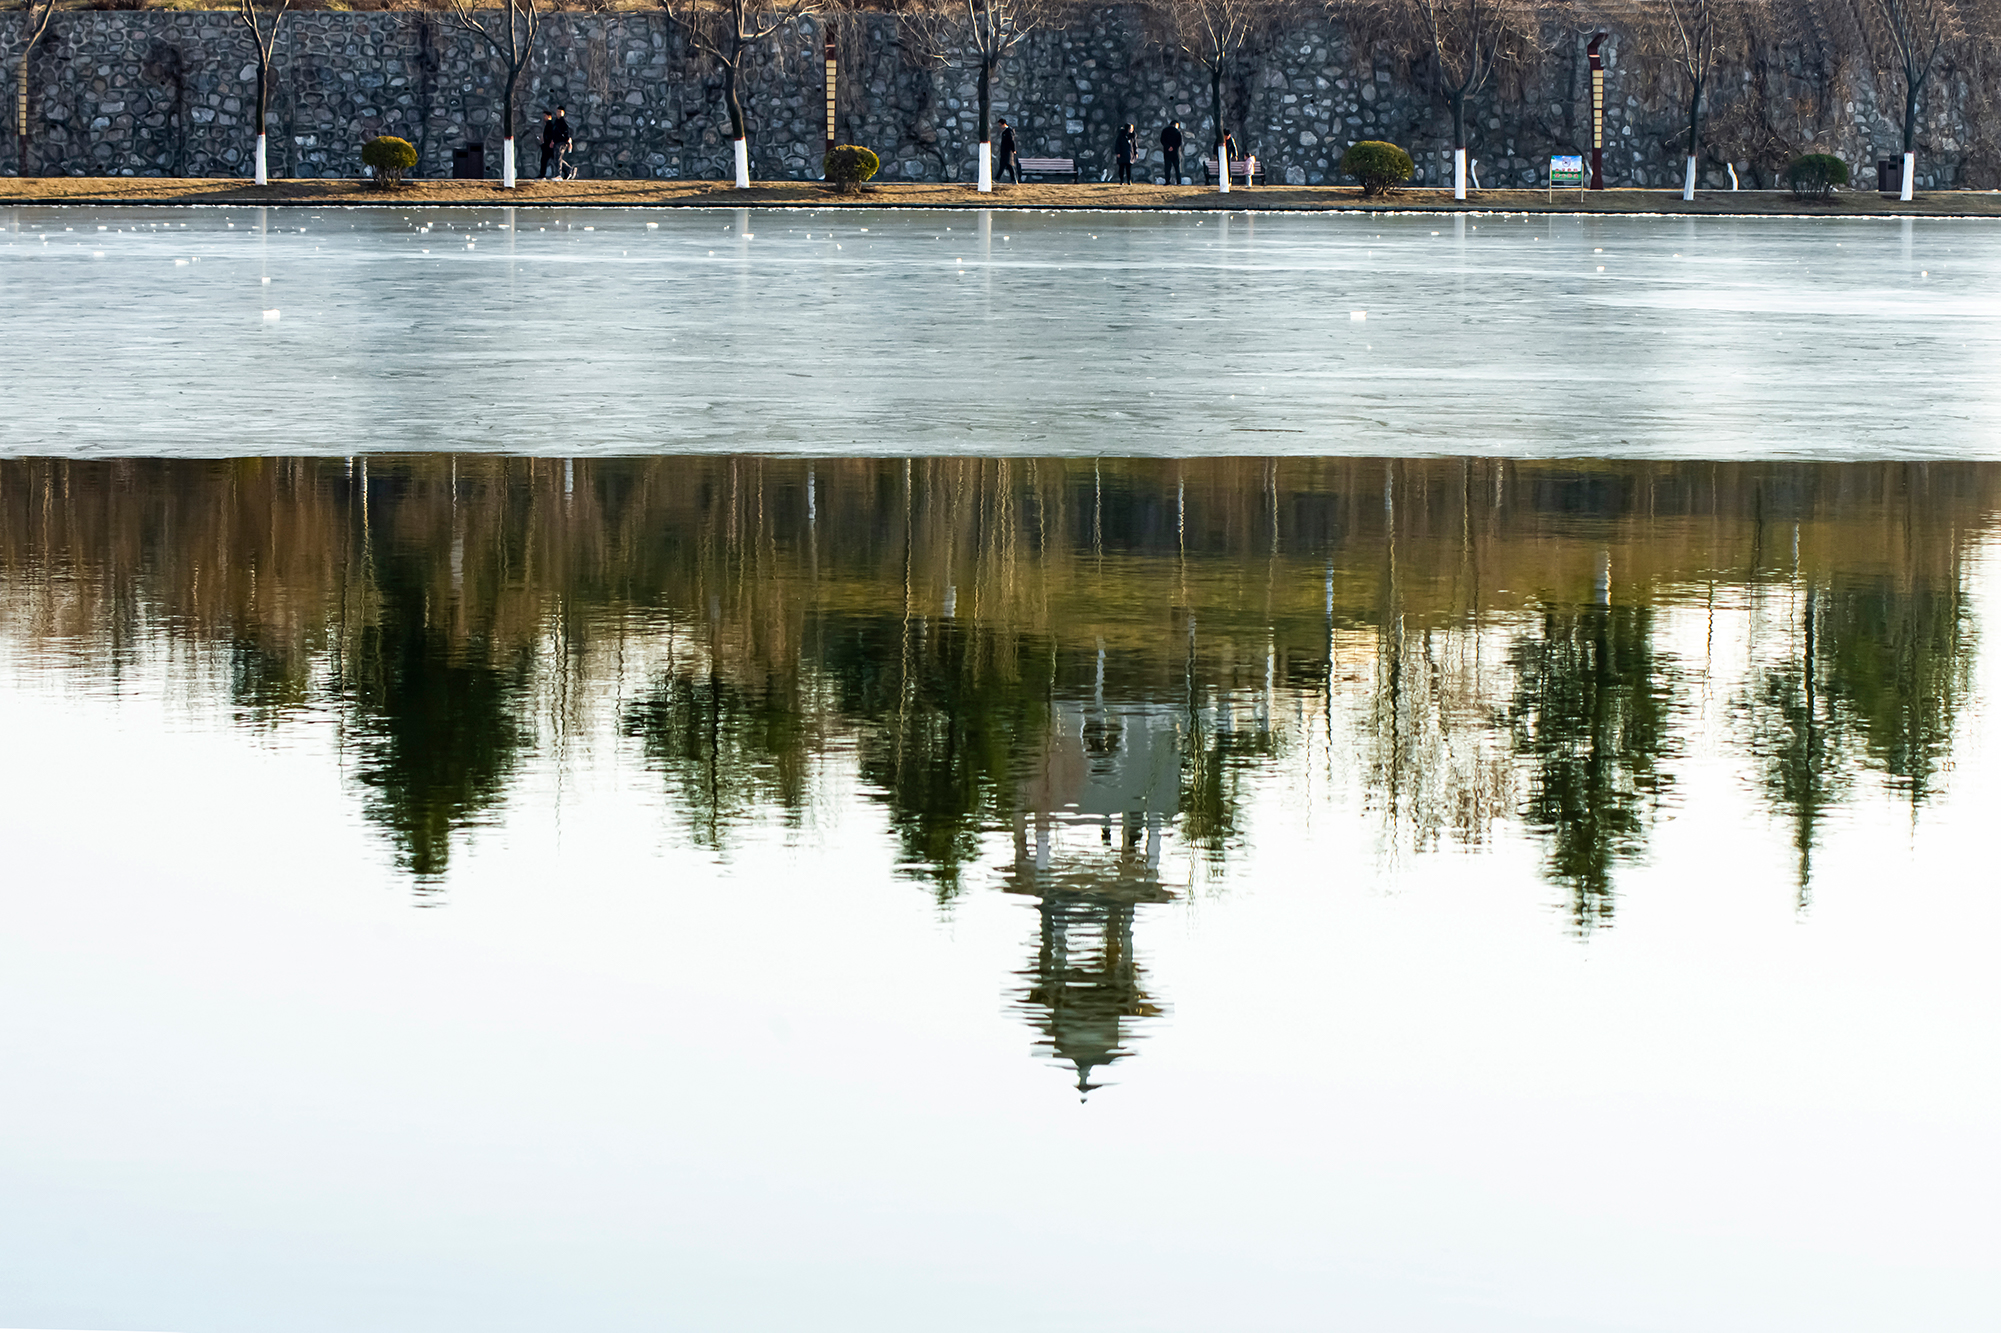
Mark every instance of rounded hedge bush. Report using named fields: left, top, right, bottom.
left=824, top=144, right=880, bottom=194
left=1787, top=153, right=1849, bottom=201
left=362, top=135, right=418, bottom=189
left=1341, top=140, right=1415, bottom=197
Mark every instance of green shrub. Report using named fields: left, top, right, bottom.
left=824, top=144, right=880, bottom=194
left=1341, top=140, right=1415, bottom=197
left=1787, top=152, right=1849, bottom=201
left=362, top=135, right=418, bottom=189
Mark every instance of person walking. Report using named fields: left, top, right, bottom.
left=1160, top=120, right=1183, bottom=185
left=537, top=112, right=558, bottom=179
left=549, top=106, right=575, bottom=179
left=996, top=117, right=1020, bottom=185
left=1114, top=122, right=1137, bottom=184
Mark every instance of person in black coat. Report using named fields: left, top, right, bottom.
left=1114, top=122, right=1137, bottom=184
left=996, top=118, right=1019, bottom=184
left=538, top=112, right=558, bottom=179
left=549, top=106, right=574, bottom=178
left=1160, top=120, right=1183, bottom=185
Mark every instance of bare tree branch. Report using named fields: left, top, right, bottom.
left=661, top=0, right=824, bottom=155
left=450, top=0, right=544, bottom=162
left=236, top=0, right=291, bottom=142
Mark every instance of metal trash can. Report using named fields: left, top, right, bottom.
left=452, top=143, right=485, bottom=180
left=1878, top=157, right=1901, bottom=196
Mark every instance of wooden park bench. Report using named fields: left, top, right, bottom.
left=1017, top=156, right=1080, bottom=183
left=1200, top=155, right=1263, bottom=187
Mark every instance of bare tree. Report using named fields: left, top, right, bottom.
left=450, top=0, right=543, bottom=188
left=1845, top=0, right=1962, bottom=198
left=905, top=0, right=1059, bottom=191
left=1588, top=0, right=1759, bottom=199
left=1375, top=0, right=1539, bottom=198
left=237, top=0, right=290, bottom=186
left=1163, top=0, right=1265, bottom=191
left=14, top=0, right=58, bottom=178
left=664, top=0, right=823, bottom=189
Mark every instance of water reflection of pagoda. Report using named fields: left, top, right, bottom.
left=1006, top=697, right=1179, bottom=1097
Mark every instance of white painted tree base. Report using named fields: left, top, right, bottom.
left=502, top=138, right=517, bottom=189
left=977, top=141, right=991, bottom=193
left=255, top=134, right=267, bottom=186
left=1454, top=147, right=1467, bottom=200
left=1901, top=151, right=1915, bottom=202
left=733, top=138, right=750, bottom=189
left=1218, top=146, right=1229, bottom=194
left=1683, top=155, right=1696, bottom=201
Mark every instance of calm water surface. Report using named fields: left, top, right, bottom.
left=1, top=455, right=1997, bottom=1331
left=3, top=206, right=1999, bottom=457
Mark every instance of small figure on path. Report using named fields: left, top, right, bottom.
left=538, top=113, right=559, bottom=179
left=550, top=106, right=575, bottom=180
left=1161, top=120, right=1183, bottom=185
left=997, top=118, right=1020, bottom=185
left=1115, top=123, right=1137, bottom=184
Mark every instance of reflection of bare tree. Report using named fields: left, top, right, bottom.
left=1740, top=588, right=1850, bottom=906
left=1740, top=571, right=1972, bottom=904
left=1361, top=619, right=1516, bottom=858
left=1506, top=604, right=1679, bottom=931
left=621, top=658, right=812, bottom=851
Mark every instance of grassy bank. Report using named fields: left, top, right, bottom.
left=5, top=176, right=2001, bottom=214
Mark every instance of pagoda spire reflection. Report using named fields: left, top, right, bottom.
left=1005, top=693, right=1179, bottom=1095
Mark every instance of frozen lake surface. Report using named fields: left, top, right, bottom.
left=2, top=205, right=1997, bottom=458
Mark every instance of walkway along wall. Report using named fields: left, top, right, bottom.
left=6, top=8, right=2001, bottom=189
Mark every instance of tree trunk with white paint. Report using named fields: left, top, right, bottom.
left=975, top=56, right=995, bottom=192
left=733, top=137, right=750, bottom=188
left=1218, top=139, right=1229, bottom=193
left=255, top=134, right=268, bottom=185
left=1681, top=77, right=1703, bottom=203
left=502, top=137, right=516, bottom=188
left=1901, top=151, right=1915, bottom=202
left=1450, top=90, right=1468, bottom=200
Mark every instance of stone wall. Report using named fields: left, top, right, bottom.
left=5, top=8, right=2000, bottom=189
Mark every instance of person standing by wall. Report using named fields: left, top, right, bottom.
left=1115, top=122, right=1137, bottom=184
left=549, top=105, right=574, bottom=179
left=537, top=112, right=558, bottom=179
left=996, top=117, right=1020, bottom=184
left=1160, top=120, right=1183, bottom=185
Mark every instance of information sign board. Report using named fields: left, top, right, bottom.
left=1549, top=155, right=1585, bottom=186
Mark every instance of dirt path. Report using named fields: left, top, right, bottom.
left=6, top=176, right=2001, bottom=215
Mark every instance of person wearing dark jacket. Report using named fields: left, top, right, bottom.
left=1114, top=123, right=1137, bottom=184
left=549, top=107, right=574, bottom=178
left=538, top=112, right=558, bottom=179
left=1160, top=120, right=1184, bottom=185
left=996, top=118, right=1020, bottom=184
